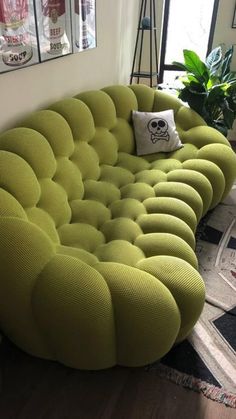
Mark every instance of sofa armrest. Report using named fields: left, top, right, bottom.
left=0, top=217, right=55, bottom=357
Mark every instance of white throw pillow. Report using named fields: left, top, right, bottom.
left=132, top=109, right=183, bottom=156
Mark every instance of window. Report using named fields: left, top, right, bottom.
left=158, top=0, right=220, bottom=85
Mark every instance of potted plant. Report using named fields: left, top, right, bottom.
left=173, top=45, right=236, bottom=136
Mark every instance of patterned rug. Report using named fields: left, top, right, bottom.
left=149, top=184, right=236, bottom=408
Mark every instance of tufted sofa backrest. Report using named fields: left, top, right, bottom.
left=0, top=84, right=214, bottom=245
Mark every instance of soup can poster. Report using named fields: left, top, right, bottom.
left=36, top=0, right=72, bottom=61
left=72, top=0, right=96, bottom=53
left=0, top=0, right=39, bottom=73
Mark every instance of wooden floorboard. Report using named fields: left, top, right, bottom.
left=0, top=338, right=235, bottom=419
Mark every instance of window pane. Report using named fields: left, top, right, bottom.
left=165, top=0, right=215, bottom=64
left=163, top=70, right=184, bottom=87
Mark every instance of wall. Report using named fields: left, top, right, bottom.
left=0, top=0, right=138, bottom=132
left=212, top=0, right=236, bottom=70
left=213, top=0, right=236, bottom=140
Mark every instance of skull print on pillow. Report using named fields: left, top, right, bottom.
left=132, top=109, right=183, bottom=156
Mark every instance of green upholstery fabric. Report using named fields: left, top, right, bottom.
left=0, top=84, right=236, bottom=370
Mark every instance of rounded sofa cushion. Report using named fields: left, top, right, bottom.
left=70, top=199, right=111, bottom=228
left=137, top=255, right=205, bottom=342
left=150, top=158, right=182, bottom=172
left=38, top=179, right=71, bottom=228
left=58, top=223, right=105, bottom=253
left=26, top=207, right=60, bottom=244
left=0, top=188, right=27, bottom=220
left=53, top=157, right=84, bottom=201
left=137, top=213, right=195, bottom=249
left=182, top=125, right=230, bottom=147
left=95, top=262, right=180, bottom=366
left=135, top=169, right=167, bottom=185
left=167, top=169, right=213, bottom=215
left=109, top=198, right=147, bottom=220
left=135, top=233, right=198, bottom=269
left=121, top=182, right=155, bottom=201
left=116, top=151, right=150, bottom=173
left=0, top=151, right=40, bottom=208
left=84, top=179, right=121, bottom=205
left=94, top=240, right=145, bottom=266
left=129, top=84, right=155, bottom=111
left=154, top=181, right=203, bottom=222
left=101, top=217, right=143, bottom=243
left=56, top=245, right=99, bottom=266
left=32, top=255, right=117, bottom=370
left=71, top=142, right=100, bottom=181
left=182, top=159, right=225, bottom=209
left=100, top=165, right=135, bottom=188
left=0, top=218, right=55, bottom=358
left=110, top=118, right=135, bottom=154
left=20, top=110, right=75, bottom=158
left=90, top=128, right=118, bottom=165
left=102, top=85, right=138, bottom=121
left=197, top=143, right=236, bottom=198
left=49, top=98, right=96, bottom=142
left=0, top=127, right=56, bottom=178
left=143, top=197, right=197, bottom=233
left=76, top=90, right=117, bottom=130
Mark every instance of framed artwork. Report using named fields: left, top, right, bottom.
left=71, top=0, right=96, bottom=53
left=35, top=0, right=72, bottom=62
left=232, top=2, right=236, bottom=28
left=0, top=0, right=39, bottom=73
left=0, top=0, right=97, bottom=73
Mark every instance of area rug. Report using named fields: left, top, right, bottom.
left=148, top=183, right=236, bottom=408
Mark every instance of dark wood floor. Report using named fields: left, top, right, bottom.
left=0, top=338, right=235, bottom=419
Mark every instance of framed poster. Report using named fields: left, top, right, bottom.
left=71, top=0, right=96, bottom=53
left=0, top=0, right=39, bottom=73
left=232, top=2, right=236, bottom=28
left=0, top=0, right=96, bottom=74
left=35, top=0, right=72, bottom=61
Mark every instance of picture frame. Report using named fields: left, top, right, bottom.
left=71, top=0, right=97, bottom=53
left=35, top=0, right=72, bottom=62
left=0, top=0, right=97, bottom=74
left=0, top=0, right=40, bottom=73
left=232, top=2, right=236, bottom=28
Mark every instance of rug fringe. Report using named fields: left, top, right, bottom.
left=147, top=363, right=236, bottom=409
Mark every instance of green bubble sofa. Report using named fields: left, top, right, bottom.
left=0, top=84, right=236, bottom=370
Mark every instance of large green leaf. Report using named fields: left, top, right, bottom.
left=188, top=81, right=206, bottom=93
left=222, top=71, right=236, bottom=82
left=188, top=75, right=200, bottom=83
left=206, top=46, right=222, bottom=76
left=179, top=86, right=206, bottom=116
left=172, top=61, right=188, bottom=71
left=222, top=102, right=235, bottom=128
left=178, top=79, right=205, bottom=92
left=178, top=74, right=200, bottom=87
left=221, top=46, right=234, bottom=80
left=227, top=95, right=236, bottom=112
left=207, top=85, right=225, bottom=104
left=212, top=120, right=228, bottom=136
left=207, top=75, right=220, bottom=89
left=226, top=80, right=236, bottom=91
left=183, top=50, right=209, bottom=83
